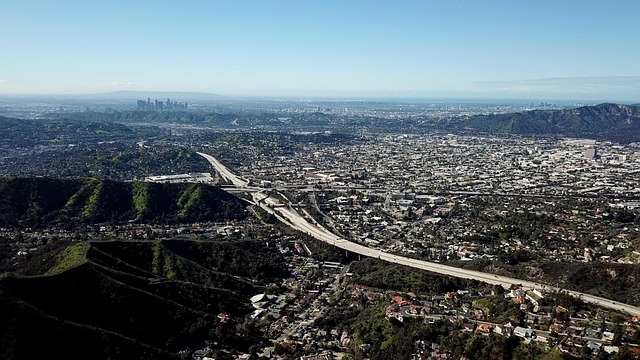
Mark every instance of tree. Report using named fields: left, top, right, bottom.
left=612, top=345, right=636, bottom=360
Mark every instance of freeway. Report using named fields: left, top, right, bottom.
left=200, top=152, right=640, bottom=317
left=264, top=194, right=640, bottom=316
left=197, top=152, right=250, bottom=188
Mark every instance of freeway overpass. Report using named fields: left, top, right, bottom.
left=199, top=152, right=640, bottom=317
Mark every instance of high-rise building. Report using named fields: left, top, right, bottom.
left=136, top=98, right=189, bottom=111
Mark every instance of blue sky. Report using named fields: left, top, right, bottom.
left=1, top=0, right=639, bottom=101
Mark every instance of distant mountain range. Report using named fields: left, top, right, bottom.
left=462, top=103, right=640, bottom=141
left=0, top=90, right=225, bottom=101
left=3, top=98, right=639, bottom=141
left=86, top=90, right=226, bottom=100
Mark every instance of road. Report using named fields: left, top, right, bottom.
left=197, top=152, right=250, bottom=188
left=255, top=190, right=640, bottom=316
left=276, top=184, right=640, bottom=202
left=199, top=152, right=640, bottom=317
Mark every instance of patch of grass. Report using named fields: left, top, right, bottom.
left=472, top=298, right=491, bottom=314
left=163, top=252, right=176, bottom=279
left=81, top=181, right=103, bottom=220
left=151, top=242, right=176, bottom=279
left=178, top=186, right=202, bottom=219
left=132, top=182, right=149, bottom=218
left=46, top=242, right=90, bottom=275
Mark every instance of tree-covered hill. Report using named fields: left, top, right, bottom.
left=462, top=103, right=640, bottom=142
left=47, top=110, right=239, bottom=126
left=0, top=116, right=139, bottom=147
left=458, top=258, right=640, bottom=307
left=0, top=177, right=247, bottom=227
left=0, top=239, right=287, bottom=359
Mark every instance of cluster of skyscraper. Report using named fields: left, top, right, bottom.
left=136, top=97, right=188, bottom=111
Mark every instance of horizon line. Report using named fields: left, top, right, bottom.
left=0, top=90, right=636, bottom=104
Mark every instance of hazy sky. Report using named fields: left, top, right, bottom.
left=1, top=0, right=639, bottom=101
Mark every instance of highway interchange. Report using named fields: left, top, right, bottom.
left=198, top=152, right=640, bottom=317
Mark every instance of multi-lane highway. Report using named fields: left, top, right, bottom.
left=199, top=152, right=640, bottom=316
left=197, top=152, right=250, bottom=188
left=259, top=192, right=640, bottom=316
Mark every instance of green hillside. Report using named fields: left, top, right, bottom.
left=462, top=103, right=640, bottom=142
left=0, top=239, right=287, bottom=359
left=0, top=177, right=246, bottom=227
left=0, top=116, right=137, bottom=148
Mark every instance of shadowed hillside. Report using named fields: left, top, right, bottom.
left=0, top=239, right=287, bottom=359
